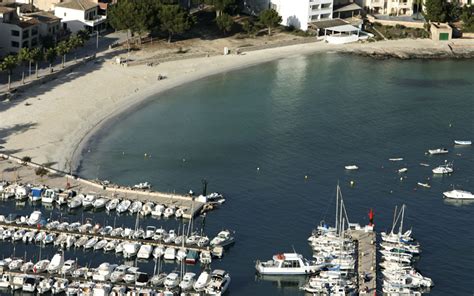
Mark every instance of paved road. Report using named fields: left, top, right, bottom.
left=0, top=31, right=129, bottom=94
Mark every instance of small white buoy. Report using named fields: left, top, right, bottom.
left=304, top=175, right=308, bottom=180
left=400, top=177, right=403, bottom=181
left=122, top=152, right=125, bottom=155
left=256, top=167, right=260, bottom=171
left=350, top=180, right=355, bottom=186
left=182, top=158, right=186, bottom=162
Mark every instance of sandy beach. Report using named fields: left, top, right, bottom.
left=1, top=38, right=473, bottom=173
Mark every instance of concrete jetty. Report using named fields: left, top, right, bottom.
left=0, top=155, right=205, bottom=219
left=350, top=229, right=377, bottom=295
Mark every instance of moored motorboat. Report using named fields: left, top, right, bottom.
left=428, top=148, right=448, bottom=155
left=37, top=277, right=54, bottom=294
left=193, top=271, right=210, bottom=292
left=106, top=198, right=120, bottom=211
left=344, top=165, right=359, bottom=170
left=164, top=272, right=179, bottom=289
left=454, top=140, right=471, bottom=146
left=256, top=253, right=324, bottom=275
left=33, top=259, right=50, bottom=273
left=389, top=158, right=403, bottom=161
left=205, top=269, right=231, bottom=295
left=47, top=253, right=64, bottom=273
left=68, top=195, right=83, bottom=209
left=179, top=272, right=196, bottom=291
left=432, top=162, right=453, bottom=174
left=116, top=200, right=131, bottom=214
left=52, top=278, right=68, bottom=294
left=210, top=229, right=235, bottom=247
left=93, top=197, right=108, bottom=209
left=417, top=182, right=431, bottom=188
left=443, top=189, right=474, bottom=200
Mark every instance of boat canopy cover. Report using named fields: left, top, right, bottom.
left=325, top=24, right=360, bottom=33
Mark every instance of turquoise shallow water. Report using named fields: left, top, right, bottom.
left=77, top=54, right=474, bottom=295
left=4, top=53, right=473, bottom=295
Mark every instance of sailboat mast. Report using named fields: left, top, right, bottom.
left=399, top=204, right=405, bottom=235
left=390, top=205, right=398, bottom=234
left=335, top=185, right=339, bottom=234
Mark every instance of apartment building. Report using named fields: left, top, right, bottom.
left=243, top=0, right=333, bottom=31
left=0, top=6, right=40, bottom=55
left=54, top=0, right=106, bottom=33
left=360, top=0, right=414, bottom=15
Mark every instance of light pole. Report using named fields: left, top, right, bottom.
left=96, top=29, right=99, bottom=49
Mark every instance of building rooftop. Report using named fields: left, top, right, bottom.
left=0, top=6, right=15, bottom=14
left=309, top=19, right=349, bottom=30
left=333, top=3, right=362, bottom=13
left=15, top=17, right=40, bottom=28
left=55, top=0, right=98, bottom=11
left=431, top=23, right=451, bottom=30
left=27, top=11, right=61, bottom=23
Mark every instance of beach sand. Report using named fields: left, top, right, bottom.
left=0, top=38, right=472, bottom=173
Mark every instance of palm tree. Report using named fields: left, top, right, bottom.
left=68, top=35, right=83, bottom=62
left=77, top=29, right=91, bottom=42
left=30, top=48, right=43, bottom=79
left=1, top=55, right=19, bottom=91
left=18, top=47, right=31, bottom=84
left=56, top=41, right=70, bottom=68
left=45, top=47, right=58, bottom=73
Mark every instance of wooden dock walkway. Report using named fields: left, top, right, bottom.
left=350, top=229, right=376, bottom=295
left=0, top=155, right=205, bottom=219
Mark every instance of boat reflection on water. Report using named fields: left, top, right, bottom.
left=443, top=198, right=474, bottom=207
left=255, top=274, right=307, bottom=291
left=15, top=201, right=26, bottom=209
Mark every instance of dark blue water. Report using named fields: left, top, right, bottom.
left=5, top=53, right=474, bottom=295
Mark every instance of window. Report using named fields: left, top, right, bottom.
left=32, top=28, right=38, bottom=36
left=64, top=12, right=66, bottom=16
left=31, top=37, right=38, bottom=46
left=11, top=30, right=19, bottom=36
left=22, top=40, right=29, bottom=48
left=23, top=30, right=29, bottom=38
left=11, top=41, right=19, bottom=47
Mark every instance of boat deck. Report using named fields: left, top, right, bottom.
left=0, top=156, right=204, bottom=219
left=349, top=229, right=377, bottom=295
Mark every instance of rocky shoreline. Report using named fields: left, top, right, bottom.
left=342, top=42, right=474, bottom=60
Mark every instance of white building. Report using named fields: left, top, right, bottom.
left=54, top=0, right=105, bottom=33
left=0, top=6, right=40, bottom=56
left=359, top=0, right=414, bottom=15
left=243, top=0, right=333, bottom=31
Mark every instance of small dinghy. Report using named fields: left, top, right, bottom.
left=398, top=168, right=408, bottom=173
left=417, top=182, right=431, bottom=188
left=389, top=158, right=403, bottom=161
left=428, top=148, right=448, bottom=155
left=344, top=165, right=359, bottom=170
left=454, top=140, right=471, bottom=146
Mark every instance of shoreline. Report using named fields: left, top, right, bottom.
left=1, top=38, right=474, bottom=176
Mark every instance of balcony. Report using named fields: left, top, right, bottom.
left=84, top=15, right=106, bottom=27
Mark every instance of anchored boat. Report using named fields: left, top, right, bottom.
left=255, top=253, right=323, bottom=275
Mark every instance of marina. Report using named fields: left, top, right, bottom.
left=1, top=53, right=474, bottom=296
left=0, top=255, right=231, bottom=295
left=0, top=154, right=224, bottom=220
